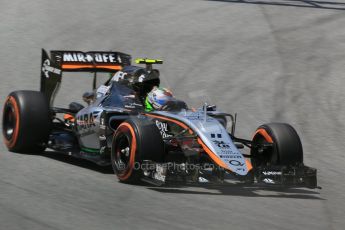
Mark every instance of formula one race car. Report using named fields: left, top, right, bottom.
left=2, top=49, right=318, bottom=188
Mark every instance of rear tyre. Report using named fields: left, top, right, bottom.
left=251, top=123, right=303, bottom=167
left=2, top=90, right=51, bottom=153
left=111, top=118, right=164, bottom=183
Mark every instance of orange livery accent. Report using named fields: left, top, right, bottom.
left=254, top=128, right=274, bottom=143
left=3, top=96, right=20, bottom=149
left=245, top=159, right=253, bottom=171
left=197, top=138, right=232, bottom=171
left=198, top=138, right=253, bottom=172
left=62, top=64, right=122, bottom=71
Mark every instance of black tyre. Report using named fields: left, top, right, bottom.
left=111, top=118, right=164, bottom=183
left=251, top=123, right=303, bottom=167
left=2, top=90, right=51, bottom=153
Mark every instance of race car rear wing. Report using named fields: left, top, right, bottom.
left=40, top=49, right=131, bottom=105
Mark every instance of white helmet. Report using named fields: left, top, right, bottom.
left=146, top=87, right=174, bottom=111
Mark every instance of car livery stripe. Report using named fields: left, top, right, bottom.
left=81, top=147, right=100, bottom=153
left=62, top=64, right=122, bottom=71
left=245, top=159, right=253, bottom=171
left=115, top=122, right=137, bottom=181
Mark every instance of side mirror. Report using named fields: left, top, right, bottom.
left=82, top=92, right=95, bottom=105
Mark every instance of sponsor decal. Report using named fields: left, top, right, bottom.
left=99, top=117, right=106, bottom=129
left=186, top=112, right=212, bottom=122
left=63, top=52, right=121, bottom=63
left=186, top=112, right=206, bottom=121
left=77, top=111, right=100, bottom=130
left=220, top=149, right=237, bottom=155
left=138, top=74, right=146, bottom=82
left=262, top=171, right=282, bottom=176
left=124, top=102, right=143, bottom=109
left=229, top=160, right=244, bottom=167
left=111, top=71, right=127, bottom=82
left=212, top=140, right=230, bottom=149
left=42, top=59, right=61, bottom=78
left=236, top=168, right=245, bottom=172
left=187, top=114, right=202, bottom=120
left=219, top=155, right=242, bottom=159
left=263, top=178, right=275, bottom=184
left=155, top=120, right=173, bottom=138
left=153, top=164, right=166, bottom=182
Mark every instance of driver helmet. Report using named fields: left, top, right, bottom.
left=145, top=87, right=174, bottom=111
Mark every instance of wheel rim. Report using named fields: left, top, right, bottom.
left=252, top=134, right=276, bottom=167
left=113, top=133, right=131, bottom=173
left=112, top=122, right=139, bottom=181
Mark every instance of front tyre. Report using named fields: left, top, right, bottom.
left=111, top=122, right=141, bottom=183
left=111, top=119, right=164, bottom=183
left=2, top=90, right=51, bottom=153
left=251, top=123, right=303, bottom=167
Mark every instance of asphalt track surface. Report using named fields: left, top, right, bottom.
left=1, top=0, right=345, bottom=229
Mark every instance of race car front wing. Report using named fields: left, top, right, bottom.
left=254, top=164, right=317, bottom=188
left=140, top=161, right=318, bottom=189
